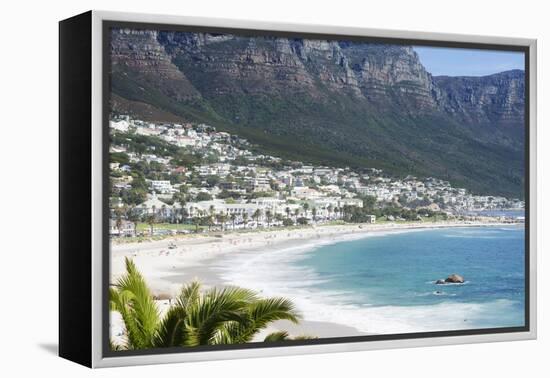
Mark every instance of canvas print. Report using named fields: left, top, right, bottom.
left=107, top=26, right=526, bottom=352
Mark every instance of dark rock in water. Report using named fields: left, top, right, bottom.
left=435, top=279, right=446, bottom=285
left=445, top=274, right=465, bottom=283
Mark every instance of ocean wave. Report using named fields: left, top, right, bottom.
left=282, top=294, right=520, bottom=334
left=443, top=235, right=512, bottom=239
left=215, top=229, right=524, bottom=335
left=416, top=291, right=457, bottom=297
left=442, top=227, right=522, bottom=239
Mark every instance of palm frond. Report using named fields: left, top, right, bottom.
left=153, top=306, right=188, bottom=348
left=110, top=258, right=160, bottom=349
left=109, top=286, right=137, bottom=350
left=109, top=260, right=312, bottom=350
left=218, top=296, right=301, bottom=344
left=249, top=297, right=301, bottom=326
left=185, top=286, right=257, bottom=346
left=109, top=339, right=124, bottom=351
left=264, top=331, right=290, bottom=342
left=174, top=281, right=201, bottom=310
left=264, top=332, right=316, bottom=342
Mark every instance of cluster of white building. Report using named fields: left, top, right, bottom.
left=128, top=193, right=368, bottom=228
left=109, top=115, right=524, bottom=234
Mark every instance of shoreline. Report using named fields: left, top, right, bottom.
left=110, top=220, right=522, bottom=340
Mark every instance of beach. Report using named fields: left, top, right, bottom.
left=110, top=219, right=521, bottom=341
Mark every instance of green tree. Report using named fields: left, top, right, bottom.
left=242, top=212, right=249, bottom=229
left=253, top=209, right=262, bottom=224
left=206, top=216, right=214, bottom=232
left=342, top=205, right=352, bottom=222
left=172, top=190, right=187, bottom=212
left=333, top=207, right=340, bottom=219
left=145, top=210, right=157, bottom=236
left=282, top=218, right=294, bottom=227
left=206, top=175, right=220, bottom=188
left=297, top=217, right=308, bottom=226
left=192, top=216, right=202, bottom=233
left=302, top=202, right=309, bottom=216
left=110, top=258, right=304, bottom=350
left=110, top=152, right=130, bottom=165
left=161, top=204, right=167, bottom=222
left=207, top=205, right=216, bottom=231
left=196, top=192, right=213, bottom=202
left=113, top=205, right=127, bottom=236
left=217, top=213, right=228, bottom=231
left=362, top=195, right=377, bottom=209
left=127, top=210, right=140, bottom=237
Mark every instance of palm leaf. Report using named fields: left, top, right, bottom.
left=264, top=331, right=290, bottom=342
left=108, top=287, right=137, bottom=350
left=174, top=281, right=201, bottom=310
left=110, top=258, right=160, bottom=349
left=249, top=297, right=300, bottom=326
left=109, top=260, right=311, bottom=350
left=184, top=286, right=257, bottom=346
left=219, top=296, right=301, bottom=344
left=153, top=306, right=188, bottom=348
left=264, top=331, right=316, bottom=342
left=109, top=339, right=124, bottom=351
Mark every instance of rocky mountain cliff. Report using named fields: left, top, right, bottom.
left=109, top=28, right=526, bottom=198
left=434, top=70, right=525, bottom=136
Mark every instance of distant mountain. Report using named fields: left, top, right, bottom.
left=109, top=29, right=526, bottom=198
left=434, top=70, right=525, bottom=140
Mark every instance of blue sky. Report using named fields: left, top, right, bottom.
left=413, top=46, right=524, bottom=77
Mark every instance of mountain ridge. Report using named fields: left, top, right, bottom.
left=109, top=28, right=526, bottom=198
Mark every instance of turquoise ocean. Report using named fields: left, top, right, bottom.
left=216, top=226, right=525, bottom=334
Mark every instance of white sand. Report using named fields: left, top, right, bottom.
left=110, top=220, right=515, bottom=340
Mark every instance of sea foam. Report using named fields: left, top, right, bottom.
left=215, top=227, right=524, bottom=335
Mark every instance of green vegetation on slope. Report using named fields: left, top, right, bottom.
left=111, top=63, right=525, bottom=198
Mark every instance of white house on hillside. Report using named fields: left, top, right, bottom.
left=149, top=180, right=174, bottom=194
left=134, top=195, right=176, bottom=219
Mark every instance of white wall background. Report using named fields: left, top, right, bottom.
left=0, top=0, right=546, bottom=376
